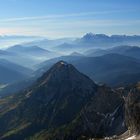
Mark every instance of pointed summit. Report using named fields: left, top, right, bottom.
left=0, top=61, right=98, bottom=140
left=37, top=60, right=97, bottom=89
left=81, top=33, right=109, bottom=42
left=82, top=32, right=95, bottom=40
left=52, top=60, right=68, bottom=67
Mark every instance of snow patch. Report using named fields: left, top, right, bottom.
left=110, top=106, right=119, bottom=117
left=60, top=62, right=65, bottom=65
left=60, top=61, right=67, bottom=65
left=125, top=135, right=136, bottom=140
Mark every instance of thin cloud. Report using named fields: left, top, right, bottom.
left=0, top=10, right=128, bottom=23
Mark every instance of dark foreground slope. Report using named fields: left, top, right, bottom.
left=0, top=62, right=139, bottom=140
left=42, top=86, right=125, bottom=140
left=0, top=61, right=97, bottom=140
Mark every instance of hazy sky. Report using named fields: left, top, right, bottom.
left=0, top=0, right=140, bottom=38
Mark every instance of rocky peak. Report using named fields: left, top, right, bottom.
left=37, top=61, right=97, bottom=89
left=125, top=83, right=140, bottom=135
left=82, top=33, right=109, bottom=41
left=82, top=32, right=94, bottom=41
left=0, top=61, right=98, bottom=139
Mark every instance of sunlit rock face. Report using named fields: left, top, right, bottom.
left=125, top=83, right=140, bottom=135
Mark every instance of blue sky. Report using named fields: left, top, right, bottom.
left=0, top=0, right=140, bottom=38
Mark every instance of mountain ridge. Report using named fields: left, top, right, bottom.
left=0, top=61, right=98, bottom=140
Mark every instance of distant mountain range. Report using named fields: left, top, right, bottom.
left=51, top=33, right=140, bottom=53
left=23, top=38, right=75, bottom=51
left=85, top=45, right=140, bottom=59
left=16, top=33, right=140, bottom=54
left=0, top=45, right=60, bottom=68
left=0, top=35, right=43, bottom=49
left=0, top=62, right=139, bottom=140
left=1, top=33, right=140, bottom=55
left=6, top=45, right=59, bottom=58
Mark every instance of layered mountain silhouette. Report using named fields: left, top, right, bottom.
left=51, top=33, right=140, bottom=53
left=85, top=45, right=140, bottom=60
left=0, top=59, right=33, bottom=84
left=21, top=33, right=140, bottom=54
left=6, top=45, right=54, bottom=57
left=36, top=53, right=140, bottom=87
left=2, top=47, right=140, bottom=97
left=0, top=45, right=60, bottom=68
left=0, top=35, right=42, bottom=49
